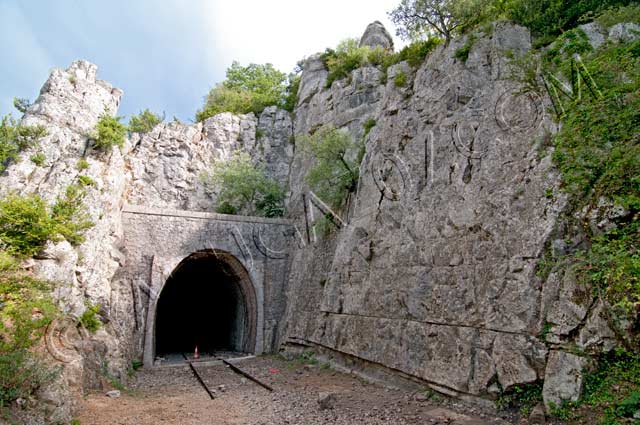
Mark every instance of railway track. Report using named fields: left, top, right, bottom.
left=180, top=353, right=273, bottom=399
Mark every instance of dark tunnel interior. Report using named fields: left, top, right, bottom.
left=155, top=253, right=247, bottom=356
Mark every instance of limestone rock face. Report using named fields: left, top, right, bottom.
left=0, top=60, right=131, bottom=423
left=543, top=351, right=590, bottom=409
left=283, top=22, right=565, bottom=400
left=359, top=21, right=394, bottom=51
left=126, top=109, right=292, bottom=212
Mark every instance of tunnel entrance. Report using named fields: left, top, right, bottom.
left=154, top=251, right=257, bottom=359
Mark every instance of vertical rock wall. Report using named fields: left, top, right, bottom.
left=282, top=23, right=570, bottom=401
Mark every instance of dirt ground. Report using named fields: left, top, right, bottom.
left=76, top=356, right=517, bottom=425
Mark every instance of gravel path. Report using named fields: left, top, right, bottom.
left=77, top=356, right=516, bottom=425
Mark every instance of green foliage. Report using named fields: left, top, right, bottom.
left=576, top=222, right=640, bottom=312
left=322, top=39, right=373, bottom=88
left=363, top=118, right=377, bottom=138
left=301, top=126, right=364, bottom=210
left=197, top=62, right=288, bottom=121
left=552, top=40, right=640, bottom=209
left=282, top=73, right=301, bottom=112
left=0, top=253, right=60, bottom=406
left=0, top=193, right=58, bottom=257
left=388, top=0, right=494, bottom=41
left=596, top=3, right=640, bottom=28
left=553, top=349, right=640, bottom=423
left=202, top=152, right=286, bottom=217
left=496, top=381, right=544, bottom=415
left=394, top=71, right=408, bottom=87
left=78, top=175, right=96, bottom=187
left=50, top=185, right=94, bottom=246
left=501, top=0, right=633, bottom=38
left=454, top=34, right=477, bottom=62
left=71, top=419, right=81, bottom=425
left=76, top=158, right=89, bottom=171
left=128, top=109, right=163, bottom=133
left=30, top=152, right=46, bottom=166
left=12, top=97, right=31, bottom=114
left=0, top=114, right=47, bottom=174
left=321, top=37, right=441, bottom=88
left=78, top=304, right=102, bottom=333
left=93, top=113, right=127, bottom=151
left=393, top=38, right=443, bottom=67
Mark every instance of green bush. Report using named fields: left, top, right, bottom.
left=0, top=187, right=93, bottom=257
left=322, top=39, right=372, bottom=88
left=93, top=113, right=127, bottom=151
left=301, top=126, right=364, bottom=210
left=282, top=73, right=301, bottom=112
left=363, top=118, right=377, bottom=138
left=78, top=304, right=102, bottom=333
left=596, top=3, right=640, bottom=27
left=128, top=109, right=163, bottom=133
left=0, top=254, right=60, bottom=406
left=501, top=0, right=633, bottom=38
left=51, top=185, right=94, bottom=245
left=202, top=152, right=286, bottom=217
left=0, top=114, right=47, bottom=173
left=0, top=193, right=58, bottom=257
left=197, top=62, right=288, bottom=121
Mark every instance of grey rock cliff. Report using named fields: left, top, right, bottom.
left=282, top=21, right=570, bottom=401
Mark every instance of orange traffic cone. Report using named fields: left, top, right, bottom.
left=194, top=345, right=199, bottom=360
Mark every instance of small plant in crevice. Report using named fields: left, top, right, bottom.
left=454, top=34, right=476, bottom=62
left=78, top=175, right=96, bottom=187
left=76, top=158, right=89, bottom=171
left=30, top=152, right=46, bottom=166
left=363, top=117, right=376, bottom=139
left=394, top=71, right=408, bottom=87
left=78, top=304, right=102, bottom=333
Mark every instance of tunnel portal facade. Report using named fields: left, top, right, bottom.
left=120, top=205, right=295, bottom=367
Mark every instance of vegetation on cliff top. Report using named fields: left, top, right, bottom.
left=196, top=62, right=300, bottom=122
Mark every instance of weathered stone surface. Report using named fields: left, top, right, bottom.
left=359, top=21, right=394, bottom=51
left=529, top=403, right=546, bottom=424
left=283, top=22, right=563, bottom=399
left=127, top=109, right=292, bottom=212
left=608, top=22, right=640, bottom=43
left=542, top=351, right=590, bottom=409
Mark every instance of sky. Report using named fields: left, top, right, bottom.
left=0, top=0, right=401, bottom=122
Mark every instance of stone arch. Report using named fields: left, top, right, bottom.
left=143, top=249, right=258, bottom=366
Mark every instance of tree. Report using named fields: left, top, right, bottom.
left=202, top=152, right=285, bottom=217
left=388, top=0, right=491, bottom=41
left=128, top=109, right=163, bottom=133
left=302, top=126, right=364, bottom=210
left=196, top=62, right=289, bottom=121
left=93, top=113, right=127, bottom=151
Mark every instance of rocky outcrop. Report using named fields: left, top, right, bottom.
left=359, top=21, right=394, bottom=50
left=126, top=107, right=293, bottom=212
left=0, top=59, right=294, bottom=423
